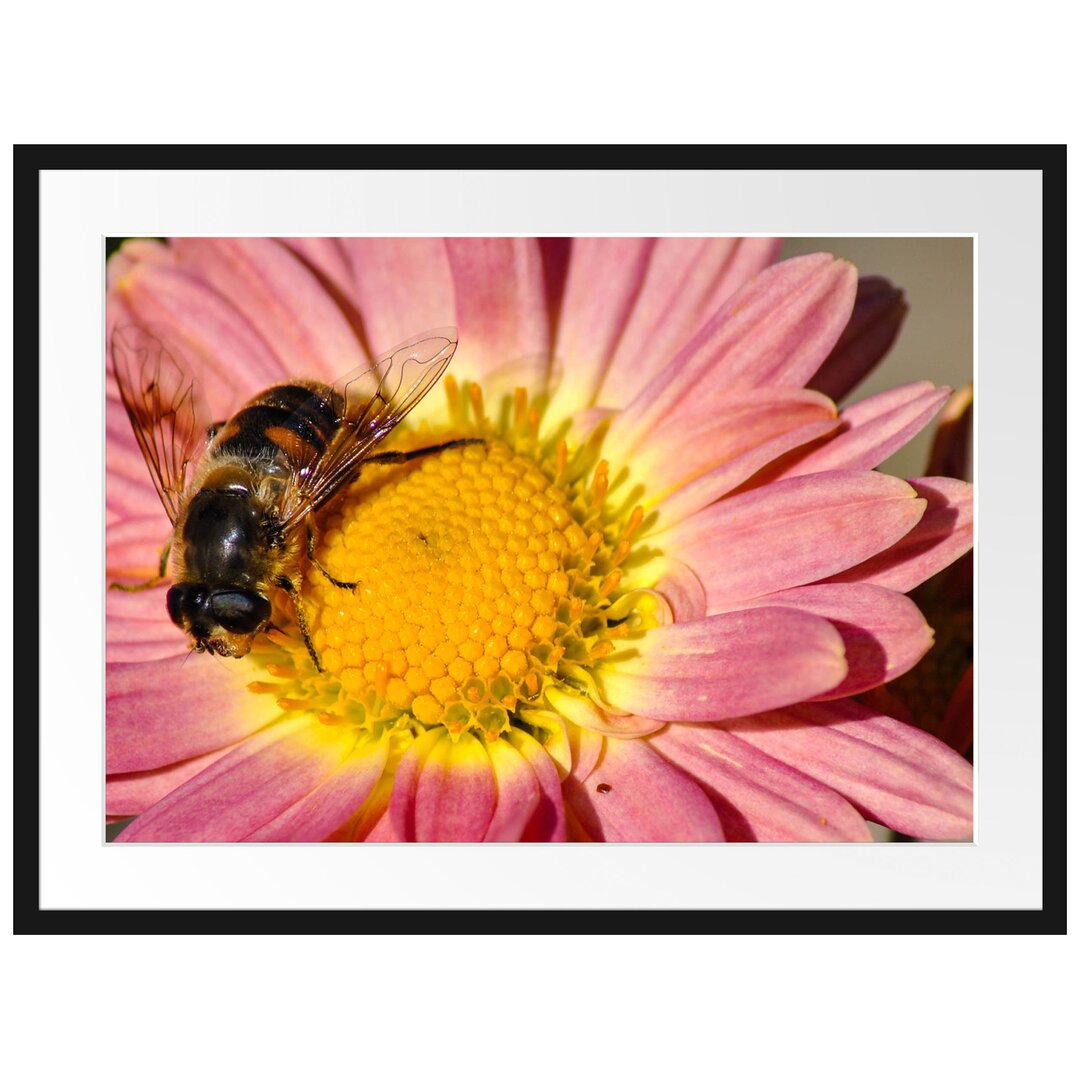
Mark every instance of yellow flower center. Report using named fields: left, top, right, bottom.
left=248, top=381, right=652, bottom=747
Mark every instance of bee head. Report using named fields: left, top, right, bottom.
left=166, top=584, right=272, bottom=658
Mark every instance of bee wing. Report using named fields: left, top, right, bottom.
left=110, top=324, right=212, bottom=524
left=277, top=328, right=458, bottom=529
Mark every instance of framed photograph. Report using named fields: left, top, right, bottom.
left=16, top=146, right=1062, bottom=931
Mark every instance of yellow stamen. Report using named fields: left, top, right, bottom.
left=277, top=697, right=311, bottom=712
left=599, top=570, right=622, bottom=597
left=611, top=539, right=632, bottom=566
left=265, top=663, right=298, bottom=679
left=513, top=387, right=528, bottom=430
left=468, top=382, right=485, bottom=424
left=592, top=460, right=609, bottom=503
left=554, top=439, right=568, bottom=483
left=583, top=532, right=603, bottom=564
left=443, top=374, right=461, bottom=419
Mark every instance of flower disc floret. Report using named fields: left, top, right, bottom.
left=284, top=396, right=644, bottom=742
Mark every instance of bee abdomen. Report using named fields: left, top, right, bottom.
left=212, top=383, right=340, bottom=467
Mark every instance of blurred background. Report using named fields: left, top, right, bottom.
left=781, top=237, right=974, bottom=478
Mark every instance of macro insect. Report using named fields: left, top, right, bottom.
left=110, top=324, right=476, bottom=672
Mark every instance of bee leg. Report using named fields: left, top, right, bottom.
left=336, top=439, right=486, bottom=493
left=109, top=541, right=172, bottom=592
left=306, top=527, right=360, bottom=590
left=276, top=575, right=323, bottom=674
left=363, top=437, right=485, bottom=469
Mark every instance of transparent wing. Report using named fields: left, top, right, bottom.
left=277, top=328, right=458, bottom=529
left=110, top=324, right=211, bottom=524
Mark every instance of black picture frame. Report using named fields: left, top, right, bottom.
left=14, top=144, right=1064, bottom=934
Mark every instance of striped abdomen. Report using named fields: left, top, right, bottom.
left=210, top=382, right=342, bottom=468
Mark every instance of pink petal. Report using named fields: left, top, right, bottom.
left=595, top=608, right=847, bottom=722
left=244, top=732, right=390, bottom=841
left=551, top=238, right=780, bottom=415
left=825, top=477, right=972, bottom=593
left=563, top=736, right=724, bottom=841
left=110, top=259, right=291, bottom=412
left=568, top=722, right=604, bottom=782
left=336, top=772, right=396, bottom=842
left=610, top=254, right=857, bottom=451
left=280, top=238, right=360, bottom=312
left=443, top=238, right=551, bottom=389
left=361, top=811, right=397, bottom=842
left=519, top=708, right=572, bottom=779
left=926, top=384, right=973, bottom=481
left=596, top=238, right=785, bottom=410
left=106, top=238, right=173, bottom=288
left=105, top=281, right=138, bottom=365
left=807, top=275, right=909, bottom=401
left=171, top=238, right=369, bottom=382
left=599, top=238, right=785, bottom=409
left=564, top=803, right=596, bottom=842
left=106, top=607, right=187, bottom=663
left=662, top=470, right=926, bottom=606
left=615, top=385, right=839, bottom=530
left=775, top=382, right=952, bottom=479
left=546, top=686, right=665, bottom=738
left=106, top=582, right=170, bottom=622
left=712, top=583, right=935, bottom=699
left=387, top=728, right=444, bottom=839
left=106, top=463, right=160, bottom=527
left=107, top=654, right=282, bottom=773
left=547, top=238, right=655, bottom=417
left=548, top=404, right=618, bottom=455
left=107, top=251, right=136, bottom=290
left=340, top=238, right=456, bottom=356
left=726, top=700, right=974, bottom=839
left=106, top=744, right=234, bottom=817
left=652, top=419, right=842, bottom=530
left=106, top=515, right=171, bottom=583
left=483, top=737, right=542, bottom=842
left=106, top=396, right=166, bottom=521
left=115, top=718, right=359, bottom=842
left=645, top=558, right=708, bottom=622
left=649, top=723, right=872, bottom=841
left=389, top=730, right=496, bottom=841
left=506, top=729, right=568, bottom=842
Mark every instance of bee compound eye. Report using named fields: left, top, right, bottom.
left=165, top=586, right=186, bottom=627
left=209, top=590, right=272, bottom=634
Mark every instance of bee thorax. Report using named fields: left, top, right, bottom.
left=180, top=487, right=267, bottom=585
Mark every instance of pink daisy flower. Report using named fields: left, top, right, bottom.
left=106, top=237, right=974, bottom=842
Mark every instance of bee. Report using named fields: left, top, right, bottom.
left=110, top=324, right=475, bottom=671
